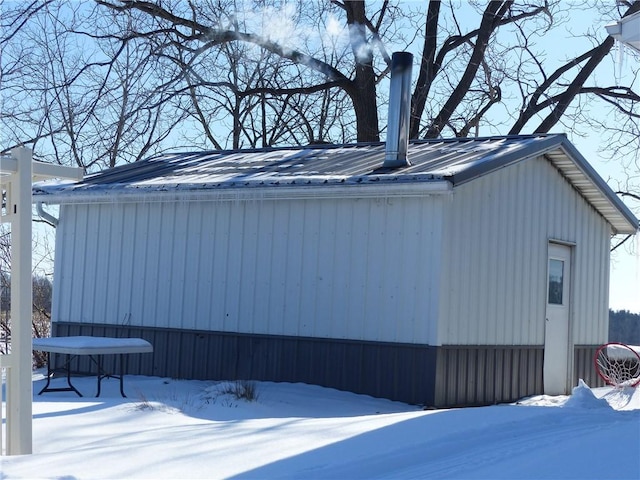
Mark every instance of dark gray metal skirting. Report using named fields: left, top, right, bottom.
left=52, top=322, right=438, bottom=406
left=52, top=322, right=560, bottom=407
left=434, top=346, right=544, bottom=407
left=574, top=345, right=604, bottom=388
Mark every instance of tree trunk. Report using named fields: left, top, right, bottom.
left=410, top=0, right=441, bottom=139
left=425, top=1, right=510, bottom=138
left=344, top=1, right=379, bottom=142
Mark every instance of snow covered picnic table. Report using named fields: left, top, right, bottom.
left=32, top=336, right=153, bottom=398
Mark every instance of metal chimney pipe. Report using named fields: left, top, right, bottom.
left=384, top=52, right=413, bottom=168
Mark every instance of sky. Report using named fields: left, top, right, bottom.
left=1, top=372, right=639, bottom=478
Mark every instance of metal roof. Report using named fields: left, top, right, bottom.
left=33, top=134, right=638, bottom=234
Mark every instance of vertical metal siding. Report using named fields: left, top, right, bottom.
left=439, top=157, right=611, bottom=347
left=574, top=345, right=604, bottom=387
left=119, top=204, right=137, bottom=323
left=51, top=205, right=67, bottom=323
left=53, top=322, right=439, bottom=405
left=139, top=203, right=159, bottom=327
left=433, top=346, right=543, bottom=407
left=571, top=198, right=611, bottom=345
left=53, top=194, right=445, bottom=345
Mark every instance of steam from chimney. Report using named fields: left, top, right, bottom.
left=384, top=52, right=413, bottom=168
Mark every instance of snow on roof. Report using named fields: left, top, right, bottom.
left=32, top=135, right=549, bottom=191
left=32, top=134, right=638, bottom=234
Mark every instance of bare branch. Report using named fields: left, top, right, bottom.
left=425, top=1, right=514, bottom=138
left=0, top=0, right=55, bottom=46
left=96, top=0, right=352, bottom=84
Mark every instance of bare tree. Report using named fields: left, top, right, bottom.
left=3, top=1, right=640, bottom=199
left=0, top=224, right=53, bottom=365
left=87, top=1, right=639, bottom=153
left=0, top=228, right=10, bottom=355
left=92, top=0, right=391, bottom=142
left=3, top=1, right=638, bottom=207
left=4, top=1, right=640, bottom=164
left=0, top=1, right=187, bottom=170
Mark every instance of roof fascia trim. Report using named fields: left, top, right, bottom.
left=33, top=180, right=453, bottom=205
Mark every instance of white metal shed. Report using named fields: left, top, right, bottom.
left=34, top=134, right=638, bottom=407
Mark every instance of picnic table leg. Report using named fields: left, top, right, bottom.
left=96, top=355, right=102, bottom=397
left=65, top=354, right=83, bottom=397
left=37, top=352, right=53, bottom=395
left=92, top=354, right=127, bottom=397
left=38, top=353, right=82, bottom=397
left=119, top=353, right=127, bottom=398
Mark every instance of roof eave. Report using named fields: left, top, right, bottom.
left=546, top=141, right=638, bottom=235
left=33, top=180, right=453, bottom=205
left=606, top=11, right=640, bottom=53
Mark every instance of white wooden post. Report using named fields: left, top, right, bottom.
left=7, top=148, right=34, bottom=455
left=0, top=148, right=82, bottom=455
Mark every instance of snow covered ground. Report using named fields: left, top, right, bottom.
left=2, top=372, right=639, bottom=479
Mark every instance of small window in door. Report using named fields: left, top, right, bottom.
left=548, top=259, right=564, bottom=305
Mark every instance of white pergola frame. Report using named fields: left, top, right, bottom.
left=1, top=148, right=82, bottom=456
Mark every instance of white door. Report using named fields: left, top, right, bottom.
left=543, top=243, right=572, bottom=395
